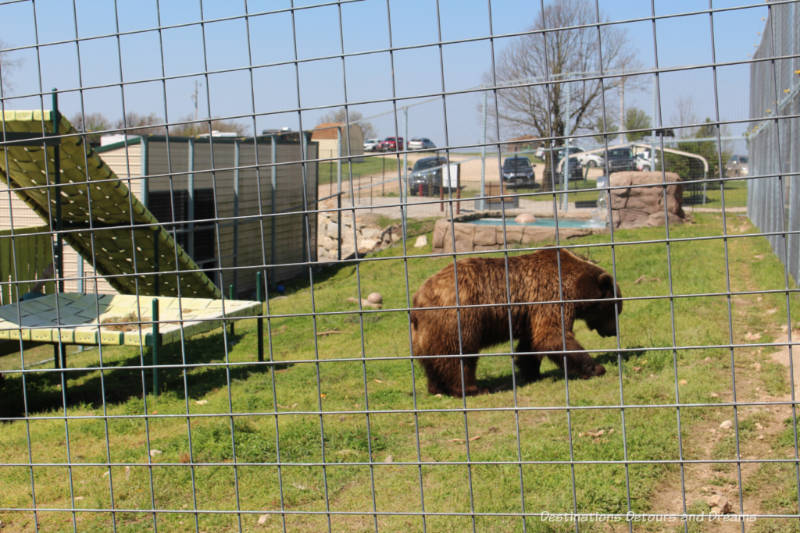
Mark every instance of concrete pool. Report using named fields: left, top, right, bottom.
left=431, top=213, right=606, bottom=253
left=470, top=217, right=606, bottom=229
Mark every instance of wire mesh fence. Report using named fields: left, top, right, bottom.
left=0, top=1, right=798, bottom=532
left=747, top=0, right=800, bottom=283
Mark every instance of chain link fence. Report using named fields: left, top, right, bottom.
left=748, top=0, right=800, bottom=282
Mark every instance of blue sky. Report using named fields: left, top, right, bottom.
left=0, top=0, right=768, bottom=151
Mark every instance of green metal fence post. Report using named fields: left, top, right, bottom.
left=151, top=298, right=160, bottom=397
left=228, top=283, right=235, bottom=337
left=153, top=229, right=160, bottom=297
left=51, top=89, right=66, bottom=374
left=256, top=271, right=264, bottom=362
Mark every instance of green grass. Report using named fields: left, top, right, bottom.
left=319, top=154, right=403, bottom=186
left=0, top=212, right=797, bottom=531
left=697, top=177, right=748, bottom=208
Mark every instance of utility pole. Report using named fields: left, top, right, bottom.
left=619, top=73, right=625, bottom=143
left=192, top=80, right=200, bottom=130
left=563, top=82, right=570, bottom=212
left=480, top=89, right=487, bottom=212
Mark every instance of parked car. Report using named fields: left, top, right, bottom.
left=726, top=154, right=749, bottom=177
left=408, top=156, right=449, bottom=195
left=363, top=138, right=382, bottom=152
left=606, top=147, right=637, bottom=173
left=576, top=151, right=605, bottom=168
left=501, top=156, right=536, bottom=188
left=380, top=136, right=404, bottom=151
left=634, top=151, right=658, bottom=171
left=408, top=137, right=436, bottom=151
left=554, top=147, right=585, bottom=182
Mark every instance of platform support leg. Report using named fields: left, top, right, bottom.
left=151, top=299, right=160, bottom=397
left=257, top=271, right=264, bottom=363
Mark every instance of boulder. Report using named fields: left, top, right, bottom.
left=473, top=225, right=498, bottom=247
left=609, top=171, right=686, bottom=229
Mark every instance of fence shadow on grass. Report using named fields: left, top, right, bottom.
left=0, top=330, right=292, bottom=419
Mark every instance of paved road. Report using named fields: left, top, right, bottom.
left=320, top=187, right=601, bottom=221
left=318, top=153, right=737, bottom=221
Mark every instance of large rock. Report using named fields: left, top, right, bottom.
left=473, top=226, right=497, bottom=247
left=431, top=218, right=596, bottom=253
left=317, top=211, right=406, bottom=261
left=609, top=171, right=686, bottom=229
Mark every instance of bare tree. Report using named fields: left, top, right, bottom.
left=114, top=113, right=167, bottom=136
left=112, top=113, right=248, bottom=137
left=71, top=112, right=112, bottom=132
left=318, top=107, right=376, bottom=140
left=170, top=116, right=249, bottom=137
left=70, top=112, right=112, bottom=145
left=672, top=95, right=698, bottom=138
left=485, top=0, right=639, bottom=189
left=0, top=39, right=19, bottom=95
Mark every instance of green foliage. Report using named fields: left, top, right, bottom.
left=659, top=118, right=729, bottom=180
left=624, top=107, right=651, bottom=142
left=318, top=155, right=400, bottom=186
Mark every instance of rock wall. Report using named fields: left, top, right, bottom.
left=431, top=216, right=595, bottom=253
left=317, top=209, right=402, bottom=261
left=609, top=171, right=686, bottom=229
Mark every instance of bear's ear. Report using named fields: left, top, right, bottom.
left=597, top=272, right=616, bottom=297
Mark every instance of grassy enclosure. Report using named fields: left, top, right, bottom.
left=1, top=212, right=798, bottom=532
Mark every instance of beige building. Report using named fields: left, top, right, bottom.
left=0, top=133, right=319, bottom=298
left=311, top=122, right=364, bottom=160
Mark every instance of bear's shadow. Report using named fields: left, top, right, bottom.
left=477, top=348, right=646, bottom=394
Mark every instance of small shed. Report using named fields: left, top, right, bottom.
left=311, top=122, right=364, bottom=160
left=507, top=135, right=540, bottom=154
left=0, top=132, right=319, bottom=299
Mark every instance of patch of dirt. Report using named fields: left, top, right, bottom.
left=649, top=331, right=798, bottom=531
left=99, top=311, right=147, bottom=331
left=769, top=332, right=800, bottom=401
left=648, top=240, right=798, bottom=531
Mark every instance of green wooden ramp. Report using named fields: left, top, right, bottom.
left=0, top=110, right=221, bottom=299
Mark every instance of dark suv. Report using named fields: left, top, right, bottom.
left=554, top=148, right=584, bottom=183
left=606, top=147, right=637, bottom=173
left=502, top=156, right=535, bottom=188
left=408, top=156, right=449, bottom=195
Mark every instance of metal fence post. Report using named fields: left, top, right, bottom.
left=151, top=298, right=160, bottom=397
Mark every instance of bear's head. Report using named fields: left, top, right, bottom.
left=576, top=270, right=622, bottom=337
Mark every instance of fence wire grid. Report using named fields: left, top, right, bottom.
left=0, top=0, right=799, bottom=532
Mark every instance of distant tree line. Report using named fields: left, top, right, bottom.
left=70, top=112, right=248, bottom=145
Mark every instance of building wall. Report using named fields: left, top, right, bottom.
left=136, top=136, right=318, bottom=298
left=315, top=126, right=364, bottom=160
left=0, top=136, right=317, bottom=299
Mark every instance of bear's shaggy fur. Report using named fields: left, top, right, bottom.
left=410, top=249, right=622, bottom=396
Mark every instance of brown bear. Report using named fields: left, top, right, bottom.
left=410, top=248, right=622, bottom=396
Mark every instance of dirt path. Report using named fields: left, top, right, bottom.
left=648, top=238, right=799, bottom=531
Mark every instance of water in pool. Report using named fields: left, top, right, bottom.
left=471, top=217, right=605, bottom=229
